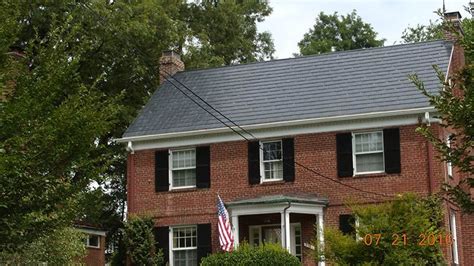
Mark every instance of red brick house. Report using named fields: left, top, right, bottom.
left=118, top=12, right=473, bottom=266
left=76, top=224, right=107, bottom=266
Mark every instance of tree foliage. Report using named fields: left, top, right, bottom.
left=0, top=0, right=274, bottom=255
left=0, top=226, right=86, bottom=264
left=181, top=0, right=274, bottom=68
left=313, top=194, right=446, bottom=265
left=123, top=216, right=163, bottom=266
left=410, top=17, right=474, bottom=213
left=201, top=242, right=300, bottom=266
left=298, top=10, right=385, bottom=55
left=401, top=20, right=443, bottom=43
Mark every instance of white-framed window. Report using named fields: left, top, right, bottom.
left=450, top=213, right=459, bottom=265
left=353, top=131, right=384, bottom=174
left=170, top=148, right=196, bottom=189
left=446, top=135, right=453, bottom=178
left=260, top=140, right=283, bottom=181
left=84, top=234, right=100, bottom=248
left=171, top=226, right=197, bottom=266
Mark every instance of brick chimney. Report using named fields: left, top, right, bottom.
left=159, top=50, right=184, bottom=85
left=443, top=11, right=464, bottom=41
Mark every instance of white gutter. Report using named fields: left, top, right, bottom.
left=116, top=107, right=436, bottom=143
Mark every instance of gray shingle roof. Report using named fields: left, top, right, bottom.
left=123, top=40, right=452, bottom=138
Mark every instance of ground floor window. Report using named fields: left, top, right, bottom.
left=172, top=226, right=197, bottom=266
left=249, top=223, right=302, bottom=261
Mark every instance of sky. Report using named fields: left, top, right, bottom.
left=257, top=0, right=471, bottom=59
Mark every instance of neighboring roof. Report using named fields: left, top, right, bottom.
left=123, top=40, right=452, bottom=138
left=226, top=193, right=329, bottom=207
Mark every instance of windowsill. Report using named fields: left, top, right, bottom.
left=353, top=172, right=390, bottom=178
left=169, top=187, right=199, bottom=193
left=259, top=179, right=286, bottom=186
left=86, top=245, right=100, bottom=249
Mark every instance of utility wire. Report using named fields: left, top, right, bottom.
left=160, top=70, right=392, bottom=200
left=81, top=2, right=393, bottom=200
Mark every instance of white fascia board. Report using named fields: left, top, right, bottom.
left=76, top=228, right=107, bottom=236
left=446, top=44, right=454, bottom=81
left=129, top=113, right=433, bottom=151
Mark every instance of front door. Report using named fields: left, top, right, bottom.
left=249, top=223, right=302, bottom=261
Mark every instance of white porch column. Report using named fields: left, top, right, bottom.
left=317, top=213, right=325, bottom=266
left=280, top=212, right=285, bottom=249
left=284, top=211, right=291, bottom=251
left=232, top=215, right=239, bottom=248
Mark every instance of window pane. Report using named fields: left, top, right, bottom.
left=356, top=153, right=384, bottom=172
left=172, top=149, right=196, bottom=169
left=264, top=161, right=283, bottom=180
left=172, top=169, right=196, bottom=187
left=173, top=227, right=197, bottom=248
left=88, top=235, right=99, bottom=247
left=174, top=250, right=197, bottom=266
left=263, top=141, right=282, bottom=161
left=355, top=132, right=383, bottom=153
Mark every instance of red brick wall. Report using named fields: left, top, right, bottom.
left=83, top=235, right=105, bottom=266
left=127, top=124, right=472, bottom=264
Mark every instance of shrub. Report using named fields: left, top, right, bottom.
left=123, top=215, right=163, bottom=266
left=0, top=226, right=86, bottom=264
left=312, top=193, right=446, bottom=265
left=201, top=242, right=300, bottom=266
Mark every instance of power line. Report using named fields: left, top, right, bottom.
left=81, top=2, right=393, bottom=200
left=160, top=70, right=392, bottom=200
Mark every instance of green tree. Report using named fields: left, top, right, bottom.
left=410, top=17, right=474, bottom=213
left=123, top=216, right=163, bottom=266
left=313, top=194, right=446, bottom=265
left=179, top=0, right=274, bottom=68
left=0, top=0, right=275, bottom=256
left=401, top=20, right=443, bottom=43
left=298, top=10, right=385, bottom=55
left=0, top=10, right=120, bottom=252
left=0, top=226, right=86, bottom=264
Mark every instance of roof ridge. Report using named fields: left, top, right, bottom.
left=176, top=39, right=450, bottom=75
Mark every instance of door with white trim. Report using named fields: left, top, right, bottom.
left=249, top=223, right=302, bottom=261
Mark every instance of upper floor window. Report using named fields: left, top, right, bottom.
left=172, top=226, right=197, bottom=266
left=260, top=140, right=283, bottom=181
left=170, top=149, right=196, bottom=189
left=353, top=131, right=384, bottom=174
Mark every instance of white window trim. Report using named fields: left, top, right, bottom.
left=85, top=234, right=100, bottom=249
left=352, top=131, right=385, bottom=175
left=450, top=213, right=459, bottom=265
left=446, top=135, right=453, bottom=178
left=169, top=225, right=198, bottom=266
left=259, top=140, right=284, bottom=183
left=169, top=148, right=197, bottom=190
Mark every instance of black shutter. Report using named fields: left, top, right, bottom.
left=155, top=150, right=169, bottom=192
left=248, top=141, right=260, bottom=184
left=196, top=146, right=211, bottom=188
left=339, top=214, right=355, bottom=236
left=282, top=138, right=295, bottom=182
left=383, top=128, right=401, bottom=174
left=336, top=133, right=353, bottom=177
left=154, top=226, right=169, bottom=264
left=197, top=223, right=212, bottom=263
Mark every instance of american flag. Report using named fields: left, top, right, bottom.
left=217, top=195, right=234, bottom=252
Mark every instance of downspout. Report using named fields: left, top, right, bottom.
left=283, top=200, right=291, bottom=249
left=424, top=112, right=434, bottom=194
left=126, top=141, right=135, bottom=154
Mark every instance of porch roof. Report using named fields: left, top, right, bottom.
left=226, top=194, right=329, bottom=207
